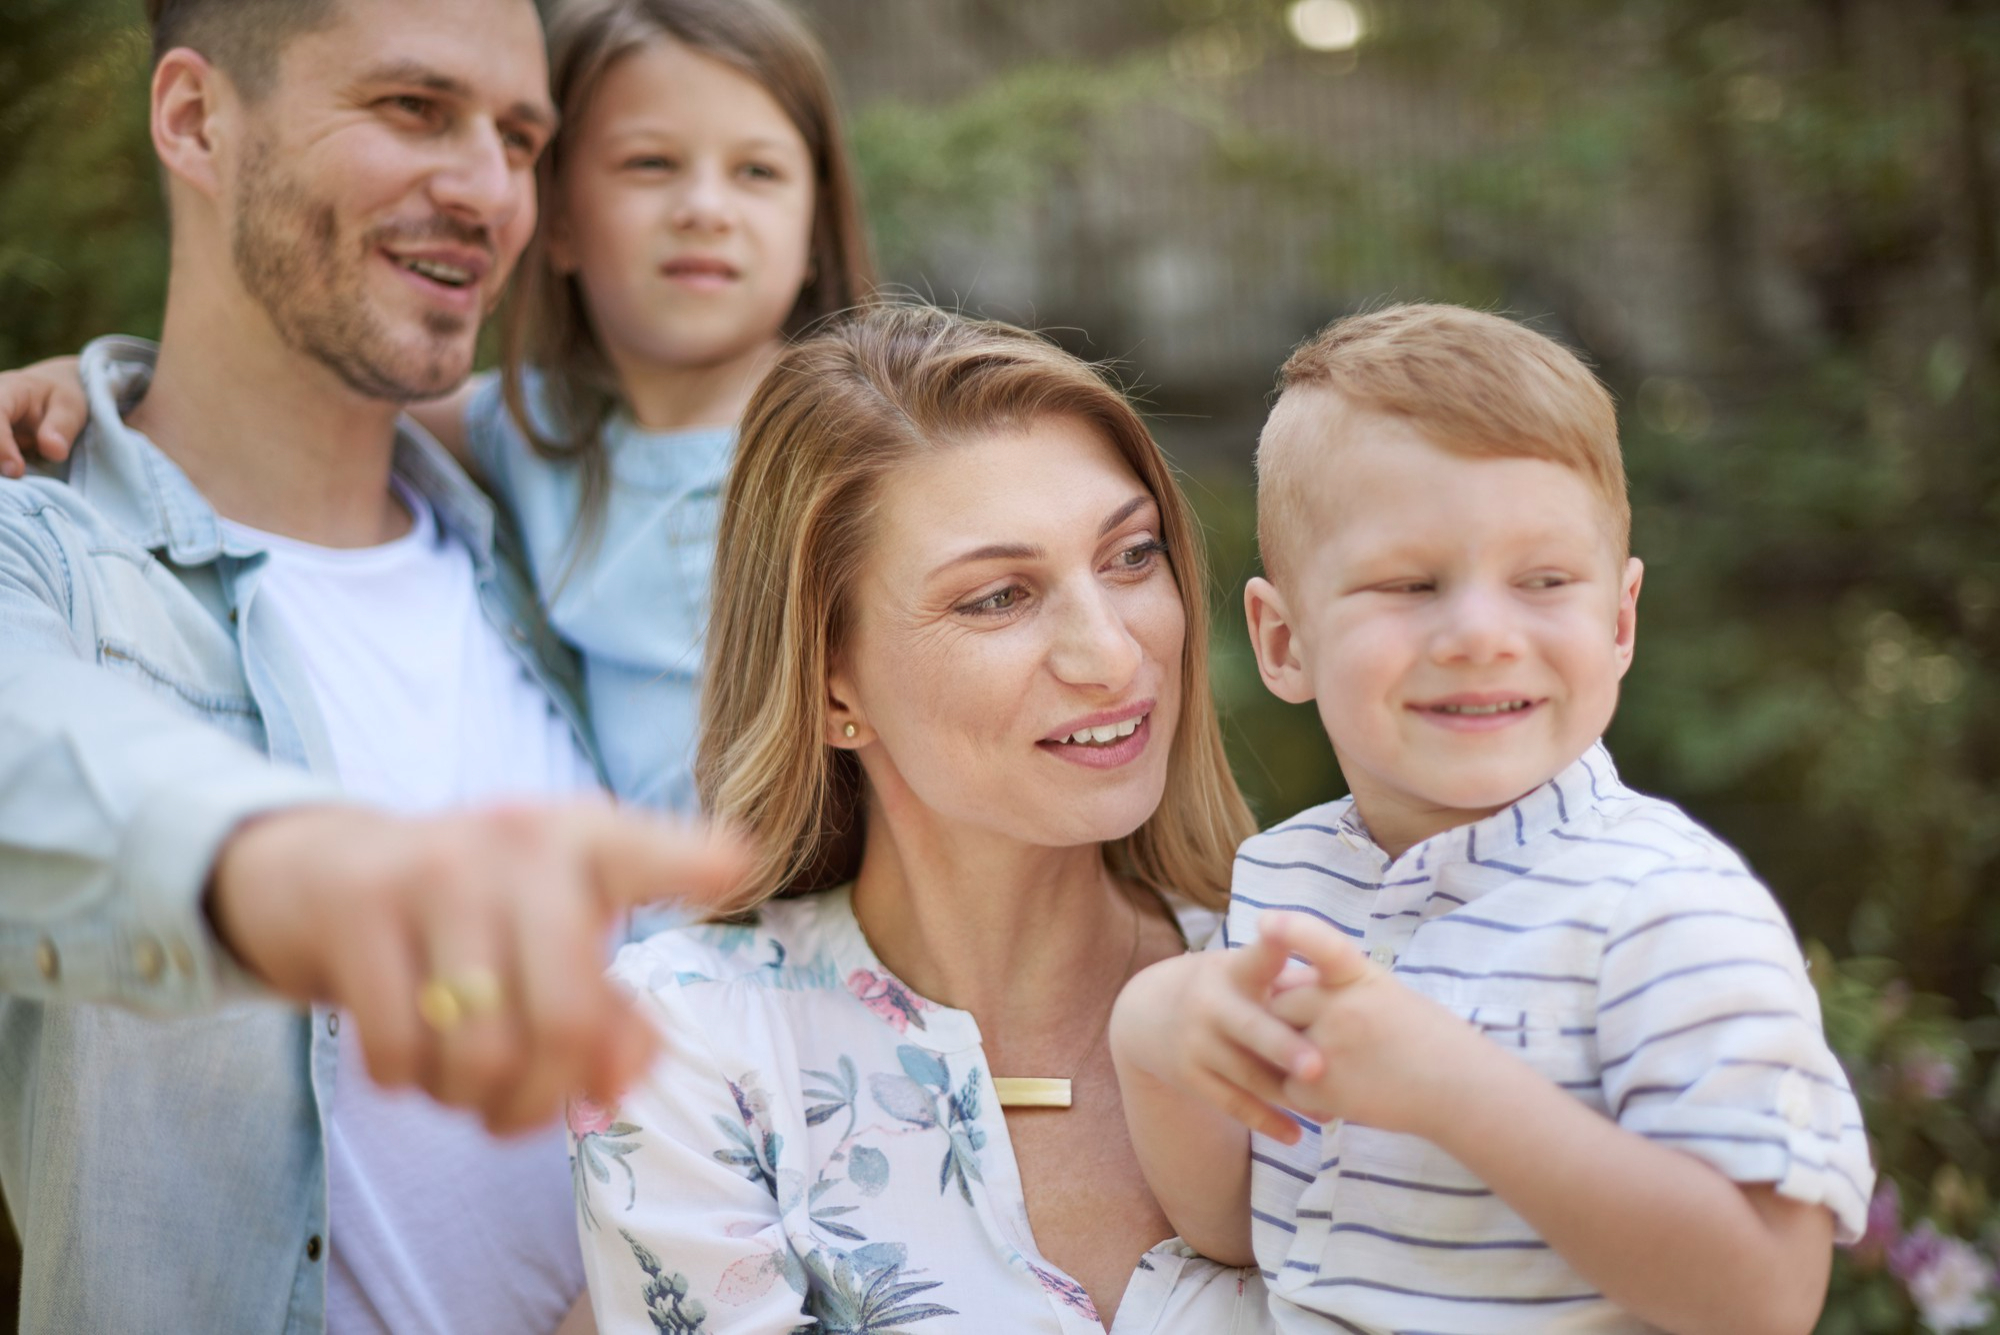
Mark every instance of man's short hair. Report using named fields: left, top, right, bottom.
left=1256, top=303, right=1628, bottom=583
left=147, top=0, right=340, bottom=99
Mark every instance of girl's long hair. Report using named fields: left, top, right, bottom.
left=699, top=304, right=1255, bottom=914
left=499, top=0, right=877, bottom=532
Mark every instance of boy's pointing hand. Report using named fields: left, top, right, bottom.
left=1257, top=911, right=1493, bottom=1136
left=1109, top=924, right=1327, bottom=1144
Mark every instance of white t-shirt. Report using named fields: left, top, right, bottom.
left=225, top=483, right=600, bottom=1335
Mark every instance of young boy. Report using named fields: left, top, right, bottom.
left=1110, top=305, right=1873, bottom=1334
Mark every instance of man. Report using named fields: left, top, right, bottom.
left=0, top=0, right=742, bottom=1329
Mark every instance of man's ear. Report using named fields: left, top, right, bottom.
left=1245, top=576, right=1316, bottom=704
left=151, top=48, right=232, bottom=203
left=1613, top=556, right=1643, bottom=679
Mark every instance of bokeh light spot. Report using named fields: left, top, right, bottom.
left=1286, top=0, right=1365, bottom=52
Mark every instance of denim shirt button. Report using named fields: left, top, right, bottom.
left=35, top=938, right=59, bottom=981
left=133, top=937, right=165, bottom=983
left=305, top=1235, right=323, bottom=1262
left=327, top=1012, right=340, bottom=1037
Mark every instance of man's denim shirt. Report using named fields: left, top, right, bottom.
left=0, top=337, right=596, bottom=1333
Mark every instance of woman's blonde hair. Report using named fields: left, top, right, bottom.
left=499, top=0, right=876, bottom=536
left=699, top=304, right=1255, bottom=913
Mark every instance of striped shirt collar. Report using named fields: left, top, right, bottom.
left=1335, top=739, right=1622, bottom=885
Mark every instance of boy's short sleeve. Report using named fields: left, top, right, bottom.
left=1594, top=865, right=1874, bottom=1240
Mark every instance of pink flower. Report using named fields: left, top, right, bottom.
left=1846, top=1181, right=1901, bottom=1269
left=846, top=969, right=930, bottom=1033
left=1891, top=1223, right=1995, bottom=1332
left=567, top=1095, right=616, bottom=1138
left=1897, top=1049, right=1960, bottom=1102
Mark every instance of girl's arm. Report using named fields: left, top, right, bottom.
left=0, top=358, right=491, bottom=476
left=0, top=355, right=86, bottom=478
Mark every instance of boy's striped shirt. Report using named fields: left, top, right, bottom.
left=1228, top=742, right=1873, bottom=1334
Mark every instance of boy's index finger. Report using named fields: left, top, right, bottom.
left=1257, top=911, right=1374, bottom=990
left=1224, top=926, right=1294, bottom=999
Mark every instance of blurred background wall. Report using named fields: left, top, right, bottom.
left=3, top=0, right=1996, bottom=1329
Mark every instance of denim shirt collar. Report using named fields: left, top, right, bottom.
left=74, top=335, right=498, bottom=572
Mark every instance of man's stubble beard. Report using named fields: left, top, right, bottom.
left=230, top=136, right=477, bottom=404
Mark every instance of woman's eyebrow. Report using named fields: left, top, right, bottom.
left=1098, top=495, right=1154, bottom=536
left=929, top=542, right=1041, bottom=579
left=928, top=496, right=1158, bottom=579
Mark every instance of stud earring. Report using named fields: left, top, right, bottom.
left=843, top=723, right=857, bottom=739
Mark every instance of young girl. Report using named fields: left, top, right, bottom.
left=0, top=0, right=877, bottom=815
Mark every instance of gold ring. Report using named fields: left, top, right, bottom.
left=417, top=968, right=504, bottom=1033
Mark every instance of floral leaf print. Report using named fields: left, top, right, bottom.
left=1027, top=1260, right=1100, bottom=1322
left=716, top=1246, right=811, bottom=1306
left=845, top=969, right=931, bottom=1033
left=804, top=1249, right=957, bottom=1333
left=938, top=1067, right=986, bottom=1205
left=939, top=1128, right=984, bottom=1205
left=713, top=1076, right=785, bottom=1197
left=952, top=1068, right=983, bottom=1126
left=569, top=1096, right=643, bottom=1231
left=803, top=1055, right=859, bottom=1131
left=852, top=1264, right=957, bottom=1332
left=808, top=1176, right=870, bottom=1241
left=695, top=922, right=761, bottom=957
left=621, top=1228, right=710, bottom=1335
left=846, top=1144, right=890, bottom=1197
left=896, top=1045, right=950, bottom=1091
left=849, top=1242, right=907, bottom=1276
left=714, top=1222, right=812, bottom=1306
left=712, top=1115, right=783, bottom=1198
left=813, top=1205, right=867, bottom=1242
left=716, top=1252, right=786, bottom=1305
left=868, top=1073, right=939, bottom=1129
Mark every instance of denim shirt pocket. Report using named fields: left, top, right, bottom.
left=89, top=551, right=264, bottom=751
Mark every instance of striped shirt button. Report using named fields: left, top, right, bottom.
left=1776, top=1068, right=1814, bottom=1128
left=133, top=937, right=165, bottom=983
left=1368, top=946, right=1394, bottom=967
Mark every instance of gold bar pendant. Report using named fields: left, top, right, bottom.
left=994, top=1077, right=1073, bottom=1109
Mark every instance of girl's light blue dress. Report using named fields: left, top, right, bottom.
left=464, top=373, right=734, bottom=814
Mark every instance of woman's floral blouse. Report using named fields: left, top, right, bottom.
left=572, top=885, right=1270, bottom=1334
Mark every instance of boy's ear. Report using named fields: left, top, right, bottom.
left=1613, top=556, right=1643, bottom=679
left=1245, top=576, right=1316, bottom=705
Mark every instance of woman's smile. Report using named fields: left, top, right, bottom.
left=1039, top=702, right=1154, bottom=768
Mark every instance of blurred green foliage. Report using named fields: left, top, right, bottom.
left=0, top=0, right=163, bottom=368
left=4, top=0, right=1999, bottom=1329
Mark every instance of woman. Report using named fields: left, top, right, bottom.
left=569, top=304, right=1269, bottom=1333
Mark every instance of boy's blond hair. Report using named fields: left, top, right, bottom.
left=1256, top=304, right=1627, bottom=583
